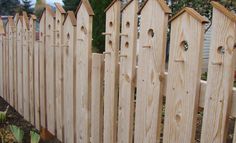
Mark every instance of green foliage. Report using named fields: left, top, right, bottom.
left=30, top=131, right=40, bottom=143
left=0, top=0, right=21, bottom=15
left=63, top=0, right=81, bottom=12
left=21, top=0, right=34, bottom=14
left=34, top=0, right=45, bottom=19
left=9, top=125, right=24, bottom=143
left=0, top=106, right=9, bottom=123
left=90, top=0, right=113, bottom=52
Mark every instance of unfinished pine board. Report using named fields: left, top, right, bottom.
left=91, top=53, right=104, bottom=143
left=5, top=22, right=9, bottom=102
left=117, top=1, right=138, bottom=143
left=0, top=17, right=4, bottom=98
left=103, top=1, right=120, bottom=143
left=16, top=18, right=23, bottom=115
left=13, top=16, right=17, bottom=110
left=75, top=1, right=93, bottom=142
left=201, top=2, right=236, bottom=143
left=134, top=1, right=170, bottom=143
left=8, top=18, right=14, bottom=106
left=28, top=16, right=36, bottom=125
left=22, top=13, right=30, bottom=121
left=2, top=35, right=5, bottom=100
left=45, top=7, right=56, bottom=134
left=63, top=11, right=76, bottom=143
left=55, top=3, right=65, bottom=141
left=39, top=11, right=47, bottom=128
left=34, top=41, right=40, bottom=130
left=163, top=8, right=207, bottom=143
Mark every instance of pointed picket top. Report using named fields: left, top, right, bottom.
left=104, top=0, right=119, bottom=12
left=14, top=13, right=19, bottom=24
left=169, top=7, right=208, bottom=24
left=55, top=2, right=66, bottom=14
left=63, top=11, right=77, bottom=26
left=0, top=17, right=5, bottom=34
left=6, top=16, right=15, bottom=31
left=22, top=11, right=29, bottom=29
left=76, top=0, right=94, bottom=16
left=121, top=0, right=134, bottom=12
left=29, top=14, right=37, bottom=21
left=16, top=16, right=23, bottom=26
left=138, top=0, right=171, bottom=14
left=211, top=1, right=236, bottom=22
left=39, top=4, right=55, bottom=21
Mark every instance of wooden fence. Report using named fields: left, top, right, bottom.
left=0, top=0, right=236, bottom=143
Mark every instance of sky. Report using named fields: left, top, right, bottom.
left=27, top=0, right=63, bottom=5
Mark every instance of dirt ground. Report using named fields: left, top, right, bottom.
left=0, top=96, right=60, bottom=143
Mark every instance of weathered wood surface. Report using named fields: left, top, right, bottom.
left=0, top=17, right=4, bottom=98
left=103, top=1, right=121, bottom=143
left=118, top=1, right=138, bottom=143
left=134, top=0, right=170, bottom=143
left=201, top=2, right=236, bottom=143
left=91, top=53, right=104, bottom=143
left=163, top=8, right=206, bottom=143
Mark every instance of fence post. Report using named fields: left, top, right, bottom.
left=103, top=1, right=120, bottom=143
left=117, top=1, right=138, bottom=143
left=75, top=0, right=94, bottom=142
left=16, top=16, right=23, bottom=115
left=163, top=8, right=207, bottom=143
left=7, top=17, right=15, bottom=107
left=29, top=15, right=36, bottom=125
left=39, top=9, right=47, bottom=128
left=22, top=12, right=30, bottom=121
left=201, top=2, right=236, bottom=143
left=0, top=17, right=4, bottom=98
left=63, top=11, right=76, bottom=143
left=91, top=53, right=104, bottom=143
left=54, top=3, right=66, bottom=141
left=45, top=5, right=56, bottom=134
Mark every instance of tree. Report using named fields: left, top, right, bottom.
left=0, top=0, right=21, bottom=15
left=63, top=0, right=81, bottom=12
left=21, top=0, right=34, bottom=14
left=34, top=0, right=46, bottom=18
left=90, top=0, right=113, bottom=52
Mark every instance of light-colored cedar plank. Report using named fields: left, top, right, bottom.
left=34, top=41, right=40, bottom=130
left=8, top=22, right=14, bottom=106
left=55, top=4, right=65, bottom=141
left=163, top=11, right=206, bottom=143
left=2, top=35, right=5, bottom=100
left=28, top=17, right=36, bottom=125
left=6, top=25, right=9, bottom=102
left=103, top=1, right=121, bottom=143
left=91, top=53, right=104, bottom=143
left=45, top=9, right=56, bottom=134
left=16, top=19, right=23, bottom=115
left=13, top=19, right=17, bottom=111
left=200, top=6, right=236, bottom=143
left=39, top=12, right=47, bottom=128
left=22, top=16, right=30, bottom=121
left=134, top=1, right=169, bottom=143
left=75, top=2, right=92, bottom=143
left=63, top=14, right=76, bottom=143
left=117, top=1, right=138, bottom=143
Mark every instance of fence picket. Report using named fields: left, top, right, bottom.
left=91, top=53, right=104, bottom=143
left=201, top=2, right=236, bottom=143
left=0, top=17, right=4, bottom=98
left=55, top=3, right=65, bottom=141
left=117, top=1, right=138, bottom=143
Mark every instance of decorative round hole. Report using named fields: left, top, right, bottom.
left=109, top=21, right=113, bottom=27
left=48, top=24, right=51, bottom=30
left=148, top=29, right=154, bottom=38
left=180, top=41, right=189, bottom=51
left=108, top=40, right=112, bottom=46
left=57, top=20, right=60, bottom=24
left=126, top=21, right=130, bottom=28
left=125, top=42, right=129, bottom=48
left=67, top=33, right=70, bottom=40
left=234, top=43, right=236, bottom=49
left=41, top=32, right=43, bottom=36
left=217, top=46, right=225, bottom=54
left=57, top=33, right=60, bottom=38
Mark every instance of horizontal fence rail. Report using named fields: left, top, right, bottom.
left=0, top=0, right=236, bottom=143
